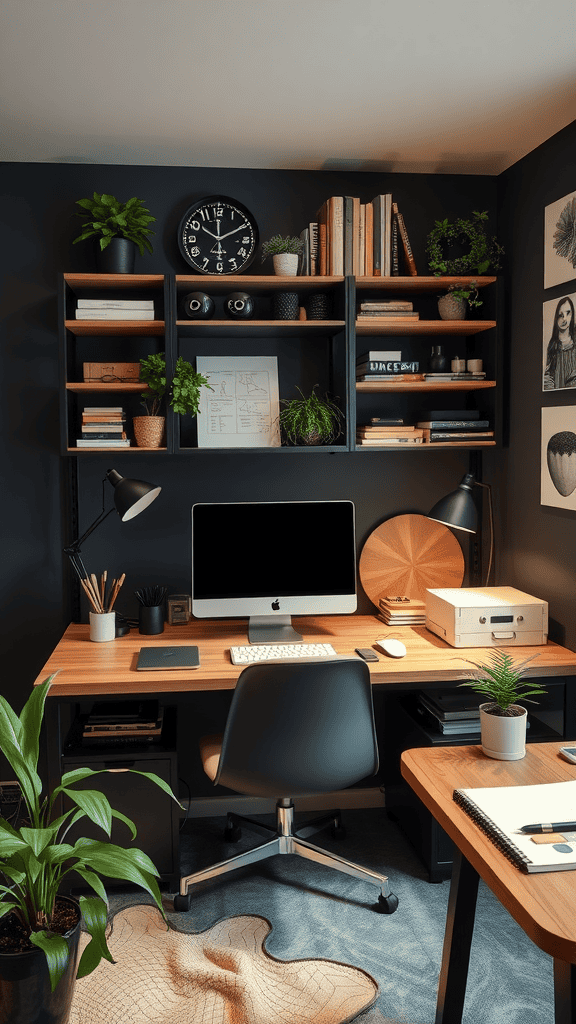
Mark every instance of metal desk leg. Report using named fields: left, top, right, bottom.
left=435, top=849, right=480, bottom=1024
left=554, top=959, right=576, bottom=1023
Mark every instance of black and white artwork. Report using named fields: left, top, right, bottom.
left=544, top=191, right=576, bottom=289
left=541, top=406, right=576, bottom=510
left=543, top=292, right=576, bottom=391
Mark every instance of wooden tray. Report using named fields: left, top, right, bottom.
left=359, top=513, right=465, bottom=607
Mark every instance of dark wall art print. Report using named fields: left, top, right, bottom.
left=544, top=191, right=576, bottom=289
left=543, top=292, right=576, bottom=391
left=541, top=406, right=576, bottom=510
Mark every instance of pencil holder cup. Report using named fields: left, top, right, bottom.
left=139, top=604, right=165, bottom=635
left=89, top=611, right=116, bottom=643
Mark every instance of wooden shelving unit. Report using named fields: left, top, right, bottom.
left=58, top=272, right=502, bottom=455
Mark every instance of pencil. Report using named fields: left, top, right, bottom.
left=108, top=572, right=126, bottom=612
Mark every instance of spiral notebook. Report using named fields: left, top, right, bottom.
left=454, top=778, right=576, bottom=872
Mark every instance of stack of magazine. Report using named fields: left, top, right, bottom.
left=415, top=690, right=483, bottom=736
left=82, top=700, right=164, bottom=745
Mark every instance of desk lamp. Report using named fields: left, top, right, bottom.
left=64, top=468, right=161, bottom=582
left=427, top=472, right=494, bottom=587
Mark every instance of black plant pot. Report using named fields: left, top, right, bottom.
left=0, top=896, right=81, bottom=1024
left=96, top=237, right=136, bottom=274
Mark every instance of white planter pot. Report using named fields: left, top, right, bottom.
left=480, top=703, right=527, bottom=760
left=273, top=253, right=299, bottom=276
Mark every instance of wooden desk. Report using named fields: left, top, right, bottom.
left=401, top=743, right=576, bottom=1024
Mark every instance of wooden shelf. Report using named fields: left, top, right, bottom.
left=65, top=320, right=165, bottom=336
left=356, top=380, right=496, bottom=393
left=355, top=320, right=495, bottom=336
left=67, top=447, right=167, bottom=454
left=175, top=274, right=344, bottom=292
left=64, top=274, right=165, bottom=288
left=355, top=441, right=496, bottom=450
left=66, top=383, right=148, bottom=393
left=355, top=276, right=496, bottom=291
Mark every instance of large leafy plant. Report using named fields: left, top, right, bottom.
left=73, top=193, right=155, bottom=256
left=459, top=649, right=545, bottom=715
left=139, top=354, right=212, bottom=416
left=0, top=676, right=180, bottom=991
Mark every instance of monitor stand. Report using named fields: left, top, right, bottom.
left=248, top=615, right=303, bottom=645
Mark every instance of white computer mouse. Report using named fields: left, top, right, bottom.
left=377, top=637, right=407, bottom=658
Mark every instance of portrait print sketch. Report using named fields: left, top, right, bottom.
left=544, top=191, right=576, bottom=289
left=541, top=406, right=576, bottom=510
left=543, top=292, right=576, bottom=391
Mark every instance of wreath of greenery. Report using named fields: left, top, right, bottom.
left=425, top=210, right=504, bottom=277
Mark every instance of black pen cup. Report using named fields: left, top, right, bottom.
left=139, top=604, right=165, bottom=635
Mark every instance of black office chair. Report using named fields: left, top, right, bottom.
left=174, top=658, right=398, bottom=914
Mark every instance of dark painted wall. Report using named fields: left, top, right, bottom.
left=497, top=120, right=576, bottom=653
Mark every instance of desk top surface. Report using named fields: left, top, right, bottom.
left=34, top=615, right=576, bottom=698
left=401, top=742, right=576, bottom=964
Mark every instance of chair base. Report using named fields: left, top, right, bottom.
left=175, top=800, right=398, bottom=914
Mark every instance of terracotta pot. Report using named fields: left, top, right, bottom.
left=0, top=896, right=81, bottom=1024
left=133, top=416, right=165, bottom=448
left=479, top=703, right=527, bottom=760
left=438, top=293, right=466, bottom=320
left=272, top=253, right=299, bottom=276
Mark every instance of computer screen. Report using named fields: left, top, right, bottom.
left=191, top=500, right=357, bottom=643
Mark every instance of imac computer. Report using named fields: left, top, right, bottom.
left=191, top=500, right=357, bottom=643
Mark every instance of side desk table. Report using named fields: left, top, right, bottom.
left=401, top=742, right=576, bottom=1024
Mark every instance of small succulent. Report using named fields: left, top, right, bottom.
left=261, top=235, right=304, bottom=261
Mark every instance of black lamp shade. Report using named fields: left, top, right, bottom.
left=107, top=469, right=162, bottom=522
left=427, top=472, right=478, bottom=534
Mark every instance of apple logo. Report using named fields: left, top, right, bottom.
left=271, top=599, right=280, bottom=611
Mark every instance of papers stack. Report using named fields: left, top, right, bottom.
left=377, top=596, right=426, bottom=625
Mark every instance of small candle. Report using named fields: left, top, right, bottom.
left=467, top=359, right=483, bottom=372
left=451, top=358, right=466, bottom=372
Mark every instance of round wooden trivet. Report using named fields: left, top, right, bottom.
left=359, top=513, right=465, bottom=607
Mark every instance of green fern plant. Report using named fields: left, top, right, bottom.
left=261, top=235, right=304, bottom=261
left=279, top=386, right=343, bottom=446
left=459, top=649, right=545, bottom=715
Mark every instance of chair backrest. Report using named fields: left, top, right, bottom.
left=214, top=658, right=378, bottom=798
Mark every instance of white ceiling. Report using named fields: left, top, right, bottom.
left=1, top=0, right=575, bottom=175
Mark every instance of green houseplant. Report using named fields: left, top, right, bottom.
left=261, top=235, right=304, bottom=276
left=425, top=210, right=504, bottom=311
left=279, top=386, right=344, bottom=446
left=134, top=355, right=213, bottom=447
left=72, top=193, right=155, bottom=273
left=459, top=649, right=545, bottom=760
left=0, top=675, right=180, bottom=1008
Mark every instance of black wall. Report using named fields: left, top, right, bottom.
left=497, top=119, right=576, bottom=653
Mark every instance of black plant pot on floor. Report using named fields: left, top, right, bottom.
left=0, top=897, right=81, bottom=1024
left=96, top=237, right=136, bottom=274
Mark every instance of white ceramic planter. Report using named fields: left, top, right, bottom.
left=480, top=703, right=527, bottom=760
left=273, top=253, right=299, bottom=276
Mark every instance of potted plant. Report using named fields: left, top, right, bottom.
left=279, top=386, right=344, bottom=446
left=0, top=675, right=180, bottom=1023
left=261, top=235, right=304, bottom=276
left=134, top=355, right=213, bottom=447
left=458, top=649, right=545, bottom=760
left=72, top=193, right=155, bottom=274
left=425, top=210, right=504, bottom=313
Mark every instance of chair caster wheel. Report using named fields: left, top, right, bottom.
left=223, top=825, right=242, bottom=842
left=173, top=893, right=191, bottom=912
left=331, top=825, right=347, bottom=840
left=376, top=892, right=399, bottom=914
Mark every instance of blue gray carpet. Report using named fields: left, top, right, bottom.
left=109, top=808, right=553, bottom=1023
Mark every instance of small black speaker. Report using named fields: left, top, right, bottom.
left=182, top=291, right=214, bottom=319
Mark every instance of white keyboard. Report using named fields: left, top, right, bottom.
left=229, top=642, right=338, bottom=665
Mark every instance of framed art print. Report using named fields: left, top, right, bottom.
left=542, top=291, right=576, bottom=391
left=544, top=191, right=576, bottom=289
left=541, top=406, right=576, bottom=509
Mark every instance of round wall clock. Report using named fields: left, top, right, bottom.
left=178, top=195, right=259, bottom=275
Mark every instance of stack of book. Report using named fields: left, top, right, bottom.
left=82, top=700, right=164, bottom=745
left=415, top=690, right=483, bottom=736
left=356, top=300, right=419, bottom=325
left=416, top=410, right=493, bottom=444
left=75, top=298, right=155, bottom=320
left=76, top=406, right=130, bottom=448
left=306, top=194, right=417, bottom=277
left=423, top=370, right=487, bottom=382
left=356, top=350, right=421, bottom=382
left=357, top=422, right=423, bottom=446
left=378, top=596, right=426, bottom=625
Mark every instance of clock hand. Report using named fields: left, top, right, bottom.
left=218, top=223, right=248, bottom=240
left=202, top=225, right=222, bottom=240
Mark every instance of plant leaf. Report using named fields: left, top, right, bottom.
left=76, top=895, right=115, bottom=979
left=30, top=930, right=71, bottom=992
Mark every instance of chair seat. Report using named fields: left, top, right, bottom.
left=199, top=733, right=223, bottom=782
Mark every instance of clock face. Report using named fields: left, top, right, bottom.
left=178, top=196, right=259, bottom=275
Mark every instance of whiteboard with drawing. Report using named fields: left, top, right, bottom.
left=195, top=356, right=281, bottom=448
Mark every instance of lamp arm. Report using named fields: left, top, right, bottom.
left=475, top=481, right=494, bottom=586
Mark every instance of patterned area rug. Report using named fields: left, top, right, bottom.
left=69, top=904, right=379, bottom=1024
